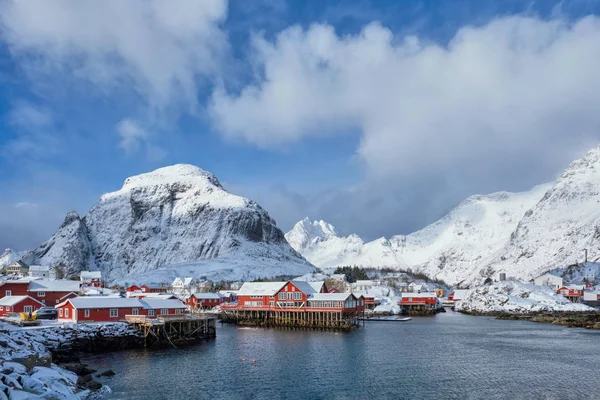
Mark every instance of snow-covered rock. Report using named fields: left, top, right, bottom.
left=23, top=164, right=314, bottom=282
left=455, top=281, right=593, bottom=314
left=0, top=248, right=26, bottom=269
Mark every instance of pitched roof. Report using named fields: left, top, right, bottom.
left=29, top=265, right=50, bottom=272
left=142, top=283, right=165, bottom=289
left=451, top=290, right=469, bottom=299
left=8, top=261, right=29, bottom=269
left=29, top=279, right=81, bottom=292
left=0, top=295, right=43, bottom=306
left=566, top=285, right=585, bottom=291
left=138, top=298, right=186, bottom=309
left=307, top=281, right=325, bottom=292
left=308, top=293, right=355, bottom=301
left=64, top=297, right=142, bottom=309
left=290, top=281, right=318, bottom=295
left=237, top=282, right=286, bottom=296
left=190, top=292, right=221, bottom=299
left=80, top=271, right=101, bottom=280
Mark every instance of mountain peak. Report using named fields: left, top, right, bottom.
left=121, top=164, right=223, bottom=191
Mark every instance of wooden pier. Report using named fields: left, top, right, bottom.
left=125, top=314, right=216, bottom=346
left=220, top=309, right=362, bottom=330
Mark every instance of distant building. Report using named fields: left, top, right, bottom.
left=557, top=285, right=585, bottom=303
left=186, top=293, right=224, bottom=309
left=583, top=291, right=599, bottom=307
left=29, top=265, right=50, bottom=278
left=499, top=272, right=506, bottom=281
left=534, top=273, right=563, bottom=291
left=407, top=283, right=423, bottom=293
left=584, top=267, right=596, bottom=282
left=447, top=290, right=469, bottom=303
left=171, top=277, right=196, bottom=294
left=4, top=261, right=29, bottom=276
left=80, top=271, right=102, bottom=287
left=353, top=280, right=375, bottom=291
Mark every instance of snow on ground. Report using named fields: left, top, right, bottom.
left=0, top=322, right=137, bottom=399
left=293, top=272, right=330, bottom=282
left=455, top=281, right=593, bottom=314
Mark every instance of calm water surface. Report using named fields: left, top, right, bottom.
left=84, top=312, right=600, bottom=399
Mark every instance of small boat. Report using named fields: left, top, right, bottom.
left=397, top=317, right=412, bottom=322
left=360, top=316, right=412, bottom=322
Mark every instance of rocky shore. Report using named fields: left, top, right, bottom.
left=459, top=310, right=600, bottom=329
left=0, top=323, right=143, bottom=399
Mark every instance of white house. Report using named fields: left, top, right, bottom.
left=29, top=265, right=50, bottom=278
left=533, top=273, right=563, bottom=290
left=171, top=277, right=196, bottom=294
left=584, top=267, right=596, bottom=282
left=408, top=283, right=423, bottom=293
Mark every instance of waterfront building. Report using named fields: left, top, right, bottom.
left=171, top=277, right=196, bottom=294
left=218, top=290, right=238, bottom=303
left=582, top=291, right=600, bottom=307
left=0, top=295, right=44, bottom=316
left=0, top=279, right=31, bottom=297
left=56, top=297, right=186, bottom=322
left=186, top=292, right=224, bottom=309
left=4, top=261, right=29, bottom=276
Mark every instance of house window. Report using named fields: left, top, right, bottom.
left=294, top=292, right=302, bottom=300
left=84, top=309, right=90, bottom=318
left=161, top=309, right=168, bottom=315
left=59, top=308, right=63, bottom=317
left=0, top=306, right=3, bottom=310
left=132, top=308, right=139, bottom=315
left=24, top=306, right=33, bottom=313
left=176, top=309, right=182, bottom=314
left=148, top=309, right=155, bottom=316
left=287, top=292, right=293, bottom=300
left=38, top=292, right=45, bottom=297
left=110, top=309, right=118, bottom=317
left=65, top=308, right=69, bottom=318
left=6, top=307, right=10, bottom=312
left=5, top=290, right=11, bottom=297
left=278, top=292, right=286, bottom=300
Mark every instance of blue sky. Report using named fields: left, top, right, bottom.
left=2, top=0, right=600, bottom=251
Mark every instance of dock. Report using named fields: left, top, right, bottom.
left=220, top=309, right=362, bottom=330
left=125, top=314, right=216, bottom=346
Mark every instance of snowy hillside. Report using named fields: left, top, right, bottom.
left=287, top=184, right=549, bottom=285
left=455, top=281, right=592, bottom=313
left=484, top=146, right=600, bottom=282
left=0, top=248, right=25, bottom=268
left=24, top=164, right=314, bottom=282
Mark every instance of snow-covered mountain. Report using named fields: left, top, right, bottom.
left=484, top=145, right=600, bottom=281
left=0, top=248, right=26, bottom=268
left=22, top=164, right=314, bottom=282
left=286, top=185, right=549, bottom=285
left=288, top=146, right=600, bottom=286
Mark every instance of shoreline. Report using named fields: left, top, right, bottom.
left=459, top=310, right=600, bottom=329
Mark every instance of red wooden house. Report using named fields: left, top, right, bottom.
left=141, top=284, right=168, bottom=293
left=0, top=280, right=30, bottom=298
left=56, top=297, right=186, bottom=323
left=447, top=290, right=469, bottom=303
left=28, top=280, right=80, bottom=306
left=186, top=293, right=223, bottom=308
left=80, top=271, right=102, bottom=288
left=126, top=285, right=142, bottom=293
left=557, top=285, right=584, bottom=302
left=0, top=296, right=44, bottom=316
left=307, top=293, right=363, bottom=312
left=399, top=292, right=438, bottom=309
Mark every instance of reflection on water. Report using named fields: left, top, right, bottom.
left=84, top=313, right=600, bottom=399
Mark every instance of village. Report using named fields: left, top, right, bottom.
left=1, top=260, right=599, bottom=333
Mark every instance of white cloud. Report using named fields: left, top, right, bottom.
left=0, top=0, right=228, bottom=111
left=116, top=119, right=147, bottom=153
left=210, top=16, right=600, bottom=186
left=3, top=102, right=60, bottom=159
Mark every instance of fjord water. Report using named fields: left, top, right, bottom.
left=87, top=312, right=600, bottom=399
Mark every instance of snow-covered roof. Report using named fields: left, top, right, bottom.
left=190, top=292, right=221, bottom=299
left=451, top=289, right=469, bottom=299
left=291, top=280, right=318, bottom=295
left=80, top=271, right=101, bottom=280
left=29, top=279, right=81, bottom=293
left=29, top=265, right=50, bottom=272
left=138, top=298, right=186, bottom=310
left=137, top=293, right=177, bottom=299
left=308, top=293, right=355, bottom=301
left=143, top=283, right=165, bottom=289
left=64, top=297, right=142, bottom=309
left=330, top=274, right=346, bottom=281
left=402, top=292, right=436, bottom=298
left=307, top=281, right=325, bottom=292
left=183, top=277, right=195, bottom=286
left=0, top=295, right=43, bottom=306
left=218, top=290, right=238, bottom=295
left=535, top=272, right=562, bottom=279
left=238, top=282, right=286, bottom=296
left=566, top=284, right=585, bottom=290
left=583, top=292, right=599, bottom=301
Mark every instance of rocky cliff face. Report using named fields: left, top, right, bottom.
left=24, top=165, right=313, bottom=282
